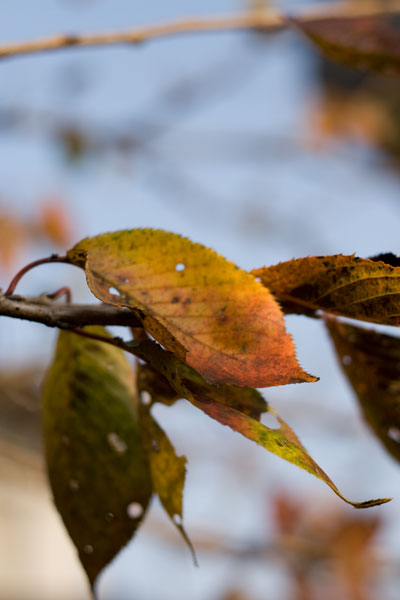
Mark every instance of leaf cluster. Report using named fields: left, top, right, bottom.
left=35, top=229, right=400, bottom=589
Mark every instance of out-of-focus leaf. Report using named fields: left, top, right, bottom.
left=327, top=318, right=400, bottom=463
left=129, top=339, right=390, bottom=509
left=253, top=254, right=400, bottom=324
left=140, top=407, right=196, bottom=562
left=42, top=327, right=153, bottom=586
left=67, top=229, right=316, bottom=388
left=38, top=198, right=73, bottom=247
left=294, top=12, right=400, bottom=76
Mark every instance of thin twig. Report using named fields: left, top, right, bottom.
left=4, top=255, right=69, bottom=297
left=0, top=2, right=397, bottom=61
left=0, top=12, right=286, bottom=60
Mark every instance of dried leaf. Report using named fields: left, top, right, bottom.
left=327, top=318, right=400, bottom=463
left=129, top=339, right=389, bottom=509
left=140, top=407, right=196, bottom=562
left=42, top=327, right=153, bottom=586
left=253, top=254, right=400, bottom=325
left=67, top=229, right=316, bottom=388
left=294, top=12, right=400, bottom=76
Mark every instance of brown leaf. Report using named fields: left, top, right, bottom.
left=327, top=318, right=400, bottom=463
left=294, top=11, right=400, bottom=76
left=67, top=229, right=316, bottom=388
left=253, top=254, right=400, bottom=325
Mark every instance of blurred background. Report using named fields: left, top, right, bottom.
left=2, top=0, right=400, bottom=598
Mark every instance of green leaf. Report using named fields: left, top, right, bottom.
left=129, top=339, right=390, bottom=509
left=140, top=407, right=196, bottom=563
left=42, top=327, right=153, bottom=587
left=294, top=11, right=400, bottom=76
left=67, top=229, right=316, bottom=388
left=327, top=318, right=400, bottom=464
left=253, top=254, right=400, bottom=325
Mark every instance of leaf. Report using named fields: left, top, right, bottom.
left=67, top=229, right=316, bottom=388
left=129, top=338, right=390, bottom=508
left=327, top=318, right=400, bottom=464
left=294, top=11, right=400, bottom=76
left=140, top=407, right=196, bottom=563
left=42, top=327, right=153, bottom=586
left=253, top=254, right=400, bottom=325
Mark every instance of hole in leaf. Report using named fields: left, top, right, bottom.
left=342, top=355, right=352, bottom=366
left=107, top=432, right=127, bottom=454
left=172, top=513, right=182, bottom=525
left=83, top=544, right=94, bottom=555
left=254, top=277, right=262, bottom=283
left=151, top=439, right=160, bottom=452
left=127, top=502, right=143, bottom=519
left=263, top=413, right=280, bottom=429
left=141, top=390, right=152, bottom=406
left=69, top=478, right=79, bottom=491
left=108, top=286, right=120, bottom=296
left=388, top=427, right=400, bottom=443
left=175, top=263, right=185, bottom=272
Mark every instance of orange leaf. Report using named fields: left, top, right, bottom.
left=253, top=254, right=400, bottom=325
left=67, top=229, right=316, bottom=388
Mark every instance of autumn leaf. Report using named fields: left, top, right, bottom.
left=140, top=406, right=196, bottom=563
left=294, top=11, right=400, bottom=76
left=327, top=318, right=400, bottom=464
left=253, top=254, right=400, bottom=325
left=42, top=327, right=153, bottom=587
left=128, top=338, right=390, bottom=508
left=67, top=229, right=316, bottom=388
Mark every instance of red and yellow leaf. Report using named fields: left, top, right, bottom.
left=67, top=229, right=316, bottom=388
left=129, top=338, right=389, bottom=509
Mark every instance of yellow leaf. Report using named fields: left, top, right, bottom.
left=67, top=229, right=316, bottom=388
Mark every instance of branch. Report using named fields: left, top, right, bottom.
left=0, top=294, right=141, bottom=329
left=0, top=12, right=286, bottom=60
left=0, top=3, right=396, bottom=60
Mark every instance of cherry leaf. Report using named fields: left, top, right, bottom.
left=140, top=407, right=196, bottom=563
left=253, top=254, right=400, bottom=325
left=128, top=338, right=389, bottom=509
left=327, top=318, right=400, bottom=464
left=67, top=229, right=316, bottom=388
left=294, top=11, right=400, bottom=76
left=42, top=327, right=153, bottom=587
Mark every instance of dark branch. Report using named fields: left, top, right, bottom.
left=0, top=294, right=141, bottom=329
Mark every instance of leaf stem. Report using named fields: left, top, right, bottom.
left=4, top=255, right=69, bottom=296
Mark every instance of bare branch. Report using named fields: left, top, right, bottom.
left=0, top=2, right=398, bottom=60
left=0, top=294, right=141, bottom=329
left=0, top=12, right=286, bottom=60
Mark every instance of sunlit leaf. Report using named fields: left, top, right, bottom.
left=327, top=318, right=400, bottom=463
left=253, top=254, right=400, bottom=324
left=42, top=327, right=153, bottom=586
left=294, top=12, right=400, bottom=76
left=140, top=407, right=196, bottom=562
left=67, top=229, right=316, bottom=388
left=129, top=338, right=389, bottom=508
